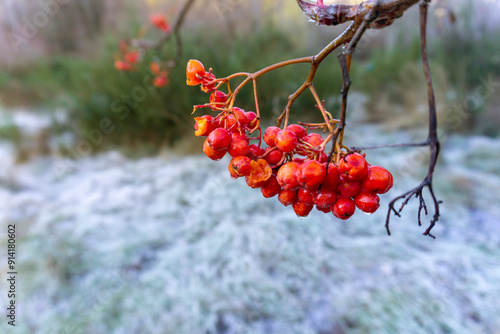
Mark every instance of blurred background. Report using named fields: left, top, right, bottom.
left=1, top=0, right=500, bottom=333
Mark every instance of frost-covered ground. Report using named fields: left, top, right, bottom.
left=1, top=125, right=500, bottom=334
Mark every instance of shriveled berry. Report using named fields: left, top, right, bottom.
left=248, top=159, right=272, bottom=185
left=203, top=139, right=227, bottom=161
left=339, top=153, right=368, bottom=181
left=263, top=126, right=281, bottom=147
left=314, top=189, right=337, bottom=208
left=194, top=115, right=215, bottom=137
left=246, top=175, right=268, bottom=189
left=287, top=124, right=307, bottom=139
left=278, top=189, right=298, bottom=206
left=261, top=175, right=281, bottom=198
left=354, top=192, right=380, bottom=214
left=207, top=128, right=232, bottom=151
left=228, top=156, right=252, bottom=178
left=296, top=160, right=326, bottom=189
left=277, top=162, right=301, bottom=190
left=362, top=166, right=393, bottom=194
left=275, top=130, right=298, bottom=153
left=338, top=179, right=362, bottom=198
left=322, top=163, right=340, bottom=189
left=263, top=147, right=284, bottom=166
left=332, top=198, right=356, bottom=220
left=293, top=200, right=314, bottom=217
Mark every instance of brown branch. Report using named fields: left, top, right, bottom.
left=130, top=0, right=196, bottom=59
left=385, top=0, right=441, bottom=238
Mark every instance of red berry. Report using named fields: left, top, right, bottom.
left=298, top=188, right=318, bottom=206
left=275, top=130, right=298, bottom=153
left=247, top=144, right=265, bottom=160
left=314, top=189, right=337, bottom=208
left=186, top=59, right=205, bottom=86
left=263, top=147, right=284, bottom=166
left=228, top=156, right=252, bottom=178
left=322, top=163, right=340, bottom=189
left=353, top=192, right=380, bottom=213
left=338, top=179, right=362, bottom=198
left=210, top=91, right=227, bottom=107
left=293, top=200, right=314, bottom=217
left=246, top=112, right=258, bottom=128
left=277, top=162, right=301, bottom=190
left=332, top=198, right=356, bottom=220
left=245, top=175, right=268, bottom=189
left=296, top=160, right=326, bottom=189
left=287, top=124, right=307, bottom=139
left=207, top=128, right=232, bottom=151
left=203, top=139, right=227, bottom=160
left=228, top=134, right=249, bottom=157
left=261, top=175, right=281, bottom=198
left=316, top=205, right=331, bottom=213
left=305, top=133, right=323, bottom=147
left=339, top=153, right=368, bottom=181
left=232, top=107, right=249, bottom=127
left=194, top=115, right=215, bottom=137
left=201, top=72, right=217, bottom=93
left=263, top=126, right=281, bottom=147
left=278, top=189, right=298, bottom=206
left=153, top=75, right=168, bottom=88
left=362, top=166, right=394, bottom=194
left=150, top=14, right=170, bottom=32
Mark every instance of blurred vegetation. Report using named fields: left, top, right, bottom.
left=0, top=0, right=499, bottom=153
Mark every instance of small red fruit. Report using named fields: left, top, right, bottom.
left=332, top=198, right=356, bottom=220
left=277, top=162, right=301, bottom=190
left=314, top=189, right=337, bottom=208
left=228, top=134, right=250, bottom=157
left=232, top=107, right=249, bottom=127
left=339, top=153, right=368, bottom=181
left=186, top=59, right=205, bottom=86
left=150, top=14, right=170, bottom=32
left=287, top=124, right=307, bottom=139
left=316, top=205, right=331, bottom=213
left=261, top=175, right=281, bottom=198
left=207, top=128, right=232, bottom=151
left=263, top=126, right=281, bottom=147
left=305, top=133, right=323, bottom=147
left=278, top=189, right=298, bottom=206
left=354, top=192, right=380, bottom=214
left=275, top=130, right=298, bottom=153
left=293, top=201, right=314, bottom=217
left=338, top=179, right=362, bottom=198
left=298, top=188, right=318, bottom=206
left=322, top=163, right=340, bottom=189
left=228, top=156, right=252, bottom=178
left=362, top=166, right=394, bottom=194
left=203, top=139, right=227, bottom=161
left=247, top=144, right=265, bottom=160
left=296, top=160, right=326, bottom=189
left=210, top=91, right=227, bottom=106
left=153, top=75, right=168, bottom=88
left=246, top=112, right=258, bottom=127
left=263, top=147, right=284, bottom=166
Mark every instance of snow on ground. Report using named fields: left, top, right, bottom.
left=0, top=126, right=500, bottom=334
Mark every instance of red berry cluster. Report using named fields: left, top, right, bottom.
left=115, top=42, right=140, bottom=72
left=187, top=59, right=394, bottom=220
